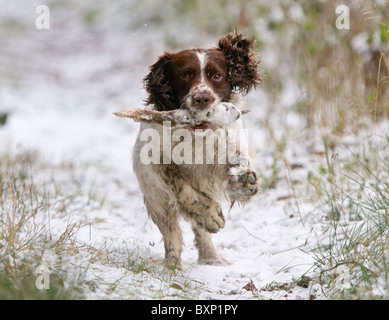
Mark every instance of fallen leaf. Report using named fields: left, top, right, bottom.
left=242, top=279, right=257, bottom=292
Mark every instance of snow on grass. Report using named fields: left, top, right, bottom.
left=0, top=95, right=320, bottom=299
left=0, top=73, right=330, bottom=299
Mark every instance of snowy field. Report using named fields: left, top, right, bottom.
left=1, top=1, right=388, bottom=300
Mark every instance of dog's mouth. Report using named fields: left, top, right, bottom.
left=190, top=123, right=210, bottom=130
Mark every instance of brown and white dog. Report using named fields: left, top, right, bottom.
left=133, top=32, right=261, bottom=269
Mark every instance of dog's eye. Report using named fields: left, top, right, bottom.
left=180, top=72, right=192, bottom=80
left=212, top=73, right=222, bottom=81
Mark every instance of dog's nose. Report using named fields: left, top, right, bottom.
left=192, top=92, right=215, bottom=109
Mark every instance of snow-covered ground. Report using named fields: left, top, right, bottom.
left=1, top=1, right=387, bottom=300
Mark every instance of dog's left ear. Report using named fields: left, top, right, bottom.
left=143, top=52, right=178, bottom=111
left=218, top=32, right=261, bottom=95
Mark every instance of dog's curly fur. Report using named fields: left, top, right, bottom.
left=133, top=32, right=261, bottom=269
left=218, top=32, right=261, bottom=95
left=143, top=53, right=178, bottom=111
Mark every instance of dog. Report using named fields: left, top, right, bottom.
left=133, top=32, right=261, bottom=269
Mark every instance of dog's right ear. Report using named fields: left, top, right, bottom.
left=143, top=52, right=178, bottom=111
left=218, top=32, right=261, bottom=95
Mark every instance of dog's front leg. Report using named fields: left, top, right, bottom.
left=225, top=121, right=259, bottom=203
left=177, top=183, right=225, bottom=233
left=156, top=165, right=225, bottom=233
left=227, top=165, right=258, bottom=203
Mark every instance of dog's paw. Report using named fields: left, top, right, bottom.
left=178, top=185, right=225, bottom=233
left=228, top=168, right=259, bottom=202
left=163, top=256, right=183, bottom=271
left=198, top=253, right=230, bottom=266
left=203, top=204, right=225, bottom=233
left=190, top=201, right=225, bottom=233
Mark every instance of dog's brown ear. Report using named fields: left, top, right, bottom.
left=218, top=32, right=261, bottom=95
left=143, top=52, right=179, bottom=111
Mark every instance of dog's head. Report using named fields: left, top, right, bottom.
left=143, top=32, right=261, bottom=112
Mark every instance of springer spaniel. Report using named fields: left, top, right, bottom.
left=133, top=32, right=261, bottom=269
